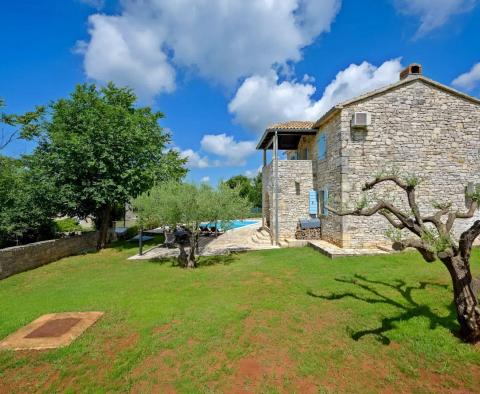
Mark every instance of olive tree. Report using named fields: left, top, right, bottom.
left=134, top=181, right=251, bottom=268
left=328, top=174, right=480, bottom=343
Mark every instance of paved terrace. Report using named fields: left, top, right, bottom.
left=129, top=221, right=278, bottom=260
left=129, top=220, right=394, bottom=260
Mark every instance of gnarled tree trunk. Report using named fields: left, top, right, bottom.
left=96, top=205, right=112, bottom=250
left=177, top=230, right=198, bottom=268
left=178, top=244, right=188, bottom=267
left=440, top=255, right=480, bottom=342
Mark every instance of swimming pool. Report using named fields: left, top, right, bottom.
left=201, top=219, right=259, bottom=231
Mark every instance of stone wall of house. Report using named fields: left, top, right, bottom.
left=276, top=116, right=345, bottom=245
left=262, top=160, right=314, bottom=240
left=339, top=79, right=480, bottom=248
left=313, top=113, right=345, bottom=246
left=0, top=232, right=98, bottom=280
left=262, top=163, right=273, bottom=231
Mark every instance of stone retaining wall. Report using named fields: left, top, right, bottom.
left=0, top=232, right=98, bottom=280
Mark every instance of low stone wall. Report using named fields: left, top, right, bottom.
left=0, top=232, right=98, bottom=280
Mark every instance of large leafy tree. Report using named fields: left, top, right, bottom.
left=28, top=83, right=186, bottom=249
left=134, top=182, right=251, bottom=268
left=250, top=173, right=262, bottom=208
left=0, top=156, right=56, bottom=247
left=225, top=173, right=262, bottom=208
left=0, top=98, right=44, bottom=150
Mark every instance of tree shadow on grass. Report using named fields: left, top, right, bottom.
left=146, top=257, right=178, bottom=266
left=198, top=253, right=238, bottom=267
left=146, top=253, right=238, bottom=268
left=307, top=274, right=458, bottom=344
left=110, top=235, right=165, bottom=252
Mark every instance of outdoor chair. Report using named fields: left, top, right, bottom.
left=164, top=232, right=176, bottom=248
left=209, top=226, right=224, bottom=237
left=174, top=227, right=191, bottom=245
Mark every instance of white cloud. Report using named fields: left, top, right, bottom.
left=177, top=134, right=256, bottom=169
left=200, top=176, right=210, bottom=183
left=179, top=149, right=216, bottom=169
left=76, top=14, right=176, bottom=101
left=394, top=0, right=477, bottom=37
left=201, top=134, right=256, bottom=166
left=229, top=59, right=403, bottom=132
left=452, top=62, right=480, bottom=90
left=78, top=0, right=341, bottom=99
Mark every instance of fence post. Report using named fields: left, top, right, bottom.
left=139, top=226, right=143, bottom=256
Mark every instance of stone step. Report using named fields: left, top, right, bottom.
left=307, top=240, right=389, bottom=259
left=259, top=229, right=271, bottom=238
left=255, top=233, right=270, bottom=242
left=253, top=230, right=270, bottom=240
left=251, top=235, right=270, bottom=245
left=284, top=239, right=308, bottom=248
left=250, top=236, right=262, bottom=244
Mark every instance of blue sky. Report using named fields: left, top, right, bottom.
left=1, top=0, right=480, bottom=184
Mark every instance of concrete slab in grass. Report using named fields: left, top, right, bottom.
left=0, top=312, right=103, bottom=351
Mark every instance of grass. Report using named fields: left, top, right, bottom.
left=0, top=239, right=479, bottom=393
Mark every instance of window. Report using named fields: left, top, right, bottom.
left=318, top=134, right=327, bottom=160
left=309, top=190, right=318, bottom=215
left=319, top=187, right=329, bottom=216
left=295, top=181, right=300, bottom=195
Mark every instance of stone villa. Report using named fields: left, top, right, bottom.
left=257, top=64, right=480, bottom=250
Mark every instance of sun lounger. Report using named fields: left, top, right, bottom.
left=128, top=234, right=154, bottom=242
left=199, top=224, right=210, bottom=234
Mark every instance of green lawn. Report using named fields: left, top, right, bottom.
left=1, top=240, right=479, bottom=393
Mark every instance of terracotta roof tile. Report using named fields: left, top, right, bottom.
left=266, top=120, right=314, bottom=130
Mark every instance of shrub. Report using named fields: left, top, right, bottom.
left=55, top=218, right=82, bottom=233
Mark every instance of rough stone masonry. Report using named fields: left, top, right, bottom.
left=261, top=67, right=480, bottom=249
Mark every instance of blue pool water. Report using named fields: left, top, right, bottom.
left=202, top=219, right=259, bottom=231
left=230, top=219, right=259, bottom=229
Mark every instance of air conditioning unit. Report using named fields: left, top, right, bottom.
left=351, top=112, right=371, bottom=129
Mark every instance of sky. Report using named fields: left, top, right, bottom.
left=1, top=0, right=480, bottom=184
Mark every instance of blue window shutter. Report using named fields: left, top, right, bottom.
left=309, top=190, right=318, bottom=215
left=323, top=187, right=329, bottom=216
left=318, top=134, right=326, bottom=160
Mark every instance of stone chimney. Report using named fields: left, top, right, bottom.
left=400, top=63, right=422, bottom=80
